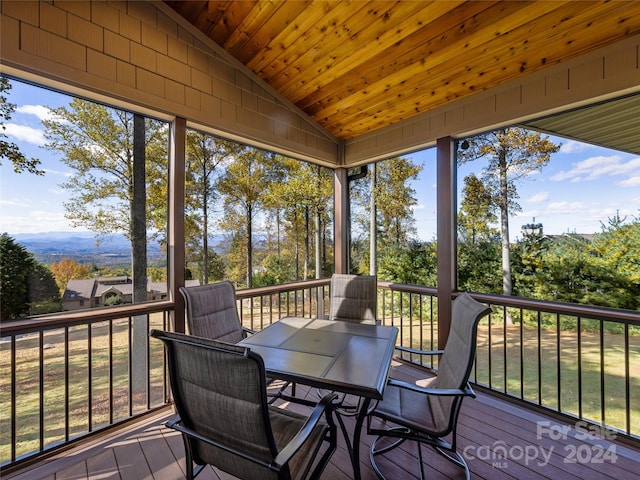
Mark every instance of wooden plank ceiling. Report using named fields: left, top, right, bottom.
left=165, top=1, right=640, bottom=141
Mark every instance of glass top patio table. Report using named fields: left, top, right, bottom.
left=239, top=316, right=398, bottom=480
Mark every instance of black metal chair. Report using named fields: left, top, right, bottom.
left=150, top=329, right=338, bottom=480
left=366, top=293, right=492, bottom=480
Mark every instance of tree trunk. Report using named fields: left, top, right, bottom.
left=498, top=151, right=512, bottom=297
left=315, top=208, right=321, bottom=279
left=132, top=114, right=148, bottom=302
left=246, top=203, right=252, bottom=288
left=131, top=114, right=148, bottom=401
left=498, top=148, right=513, bottom=326
left=304, top=206, right=310, bottom=280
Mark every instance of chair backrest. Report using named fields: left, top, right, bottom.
left=328, top=273, right=377, bottom=324
left=150, top=330, right=283, bottom=479
left=179, top=282, right=244, bottom=343
left=429, top=293, right=491, bottom=430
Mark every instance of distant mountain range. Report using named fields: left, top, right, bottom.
left=10, top=231, right=233, bottom=266
left=11, top=231, right=163, bottom=266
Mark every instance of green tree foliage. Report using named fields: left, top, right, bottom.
left=351, top=157, right=422, bottom=275
left=265, top=158, right=333, bottom=280
left=510, top=215, right=640, bottom=310
left=185, top=130, right=239, bottom=284
left=218, top=148, right=272, bottom=287
left=377, top=241, right=437, bottom=285
left=0, top=234, right=59, bottom=319
left=458, top=173, right=498, bottom=243
left=374, top=158, right=422, bottom=246
left=0, top=77, right=44, bottom=175
left=42, top=99, right=168, bottom=238
left=28, top=263, right=61, bottom=314
left=458, top=240, right=502, bottom=293
left=458, top=128, right=560, bottom=296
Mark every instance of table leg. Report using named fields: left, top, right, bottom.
left=351, top=397, right=371, bottom=480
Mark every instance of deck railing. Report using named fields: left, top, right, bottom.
left=373, top=284, right=640, bottom=444
left=0, top=302, right=173, bottom=471
left=2, top=279, right=638, bottom=473
left=237, top=279, right=640, bottom=443
left=0, top=281, right=330, bottom=472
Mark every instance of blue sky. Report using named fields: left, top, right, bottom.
left=1, top=77, right=639, bottom=241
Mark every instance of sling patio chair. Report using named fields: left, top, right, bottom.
left=179, top=281, right=253, bottom=343
left=179, top=281, right=291, bottom=399
left=366, top=293, right=492, bottom=480
left=327, top=273, right=379, bottom=325
left=150, top=329, right=338, bottom=480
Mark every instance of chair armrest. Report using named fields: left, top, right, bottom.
left=242, top=326, right=257, bottom=337
left=394, top=345, right=444, bottom=356
left=272, top=392, right=337, bottom=468
left=386, top=378, right=475, bottom=398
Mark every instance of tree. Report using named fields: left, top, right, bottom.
left=50, top=258, right=91, bottom=294
left=458, top=128, right=560, bottom=296
left=351, top=157, right=422, bottom=275
left=0, top=76, right=44, bottom=175
left=0, top=233, right=33, bottom=319
left=185, top=131, right=239, bottom=284
left=0, top=234, right=59, bottom=319
left=217, top=147, right=270, bottom=287
left=377, top=241, right=437, bottom=286
left=373, top=158, right=422, bottom=247
left=265, top=158, right=333, bottom=280
left=458, top=173, right=498, bottom=243
left=27, top=263, right=61, bottom=314
left=42, top=99, right=168, bottom=302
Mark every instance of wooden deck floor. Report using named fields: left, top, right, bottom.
left=5, top=360, right=640, bottom=480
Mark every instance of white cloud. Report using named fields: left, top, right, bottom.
left=0, top=198, right=30, bottom=207
left=550, top=155, right=640, bottom=184
left=545, top=201, right=585, bottom=214
left=559, top=140, right=593, bottom=154
left=620, top=175, right=640, bottom=187
left=0, top=210, right=71, bottom=234
left=528, top=191, right=549, bottom=203
left=16, top=104, right=53, bottom=121
left=3, top=123, right=46, bottom=145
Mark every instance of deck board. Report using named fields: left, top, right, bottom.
left=4, top=360, right=638, bottom=480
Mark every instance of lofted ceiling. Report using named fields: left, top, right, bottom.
left=165, top=0, right=640, bottom=143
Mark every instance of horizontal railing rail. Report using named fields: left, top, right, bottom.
left=0, top=301, right=173, bottom=472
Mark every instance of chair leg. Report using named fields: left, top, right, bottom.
left=369, top=428, right=470, bottom=480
